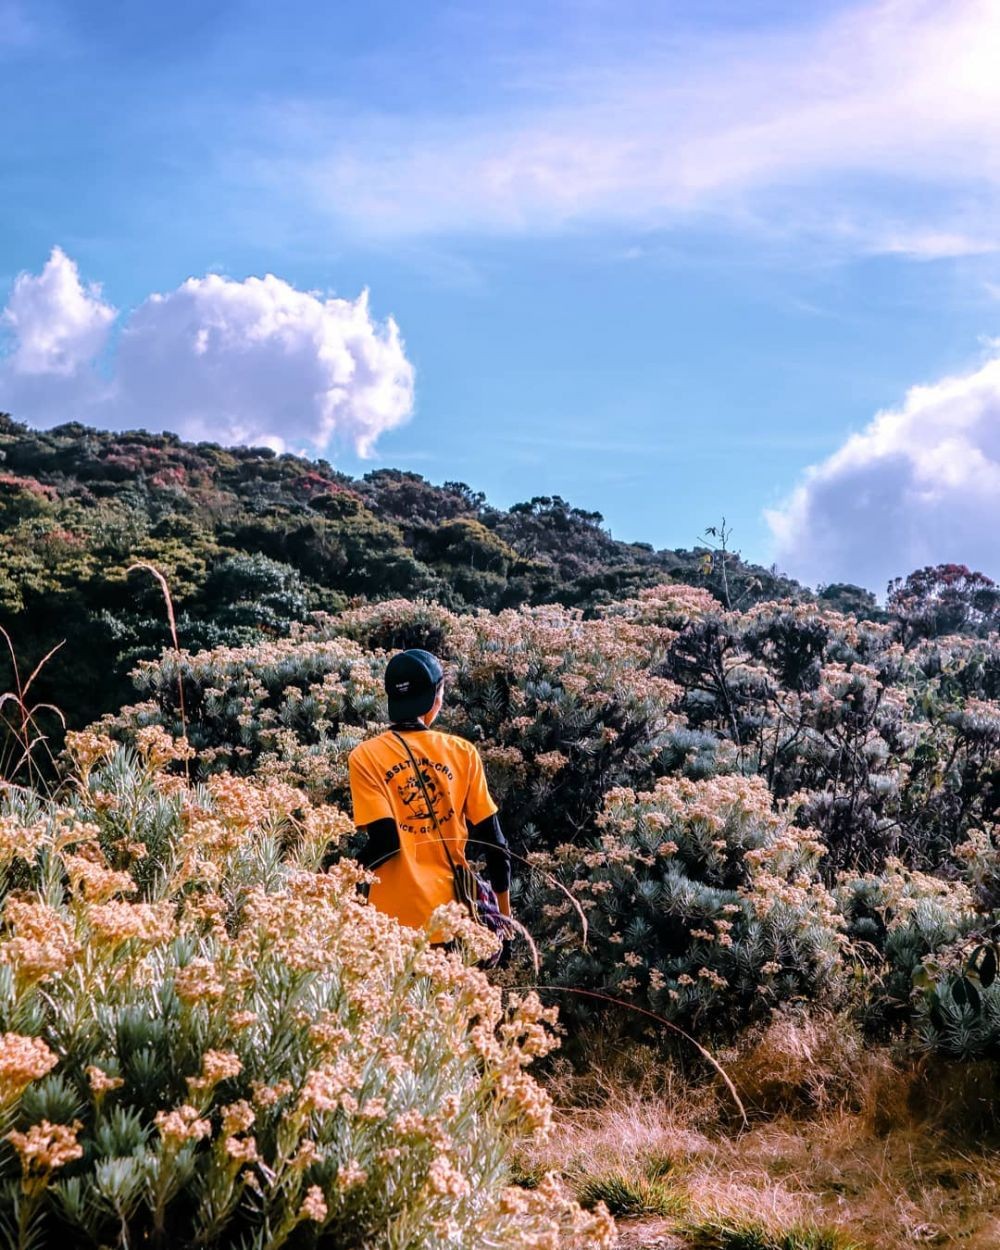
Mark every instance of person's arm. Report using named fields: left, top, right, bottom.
left=348, top=749, right=399, bottom=887
left=357, top=817, right=400, bottom=871
left=463, top=740, right=512, bottom=920
left=468, top=812, right=511, bottom=917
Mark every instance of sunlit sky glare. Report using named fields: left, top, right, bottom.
left=2, top=0, right=1000, bottom=592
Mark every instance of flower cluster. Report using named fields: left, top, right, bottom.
left=0, top=750, right=611, bottom=1249
left=0, top=1034, right=58, bottom=1107
left=523, top=774, right=845, bottom=1041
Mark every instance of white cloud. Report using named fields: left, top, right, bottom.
left=1, top=247, right=115, bottom=375
left=252, top=0, right=1000, bottom=248
left=0, top=249, right=415, bottom=457
left=766, top=352, right=1000, bottom=593
left=867, top=230, right=1000, bottom=261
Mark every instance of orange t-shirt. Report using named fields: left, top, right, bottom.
left=347, top=728, right=498, bottom=932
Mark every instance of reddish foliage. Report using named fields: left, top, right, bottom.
left=0, top=472, right=58, bottom=500
left=151, top=467, right=188, bottom=489
left=43, top=528, right=82, bottom=547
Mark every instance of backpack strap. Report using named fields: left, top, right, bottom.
left=391, top=730, right=458, bottom=873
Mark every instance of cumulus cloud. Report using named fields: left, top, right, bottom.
left=0, top=248, right=414, bottom=457
left=766, top=353, right=1000, bottom=593
left=2, top=247, right=115, bottom=376
left=253, top=0, right=1000, bottom=248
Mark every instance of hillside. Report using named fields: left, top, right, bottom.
left=1, top=416, right=999, bottom=1247
left=0, top=413, right=818, bottom=737
left=3, top=585, right=996, bottom=1248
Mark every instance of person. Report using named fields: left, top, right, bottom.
left=347, top=648, right=512, bottom=939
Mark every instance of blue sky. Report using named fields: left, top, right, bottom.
left=2, top=0, right=1000, bottom=592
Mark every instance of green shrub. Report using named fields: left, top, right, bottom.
left=0, top=737, right=614, bottom=1250
left=522, top=776, right=844, bottom=1042
left=837, top=861, right=979, bottom=1039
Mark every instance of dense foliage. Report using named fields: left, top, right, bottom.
left=101, top=589, right=1000, bottom=1055
left=0, top=414, right=804, bottom=747
left=0, top=731, right=613, bottom=1249
left=3, top=412, right=1000, bottom=1086
left=523, top=774, right=843, bottom=1039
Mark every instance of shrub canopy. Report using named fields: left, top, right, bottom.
left=0, top=733, right=613, bottom=1249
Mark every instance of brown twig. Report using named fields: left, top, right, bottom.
left=513, top=983, right=748, bottom=1127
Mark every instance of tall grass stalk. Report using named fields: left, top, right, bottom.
left=127, top=563, right=189, bottom=778
left=0, top=626, right=65, bottom=787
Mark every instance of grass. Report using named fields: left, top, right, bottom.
left=680, top=1220, right=860, bottom=1250
left=577, top=1172, right=684, bottom=1218
left=521, top=1014, right=1000, bottom=1250
left=680, top=1219, right=862, bottom=1250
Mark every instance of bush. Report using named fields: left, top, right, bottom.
left=0, top=732, right=614, bottom=1250
left=723, top=1013, right=871, bottom=1118
left=101, top=633, right=386, bottom=800
left=95, top=595, right=1000, bottom=1060
left=105, top=599, right=688, bottom=854
left=521, top=776, right=844, bottom=1044
left=104, top=596, right=1000, bottom=879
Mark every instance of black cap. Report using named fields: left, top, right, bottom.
left=384, top=649, right=444, bottom=722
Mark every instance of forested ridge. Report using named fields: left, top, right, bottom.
left=0, top=411, right=818, bottom=732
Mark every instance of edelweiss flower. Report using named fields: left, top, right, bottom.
left=0, top=1034, right=58, bottom=1104
left=7, top=1120, right=83, bottom=1175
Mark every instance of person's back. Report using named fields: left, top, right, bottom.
left=347, top=649, right=511, bottom=934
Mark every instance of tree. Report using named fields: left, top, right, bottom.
left=197, top=553, right=311, bottom=638
left=693, top=518, right=799, bottom=611
left=818, top=582, right=880, bottom=617
left=888, top=564, right=1000, bottom=645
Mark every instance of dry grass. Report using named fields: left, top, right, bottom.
left=721, top=1012, right=879, bottom=1119
left=525, top=1015, right=1000, bottom=1249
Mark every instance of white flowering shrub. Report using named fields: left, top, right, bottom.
left=836, top=860, right=978, bottom=1033
left=106, top=598, right=697, bottom=852
left=665, top=606, right=1000, bottom=875
left=96, top=594, right=1000, bottom=1059
left=836, top=846, right=1000, bottom=1059
left=521, top=776, right=845, bottom=1042
left=102, top=632, right=387, bottom=800
left=0, top=732, right=613, bottom=1250
left=107, top=597, right=1000, bottom=877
